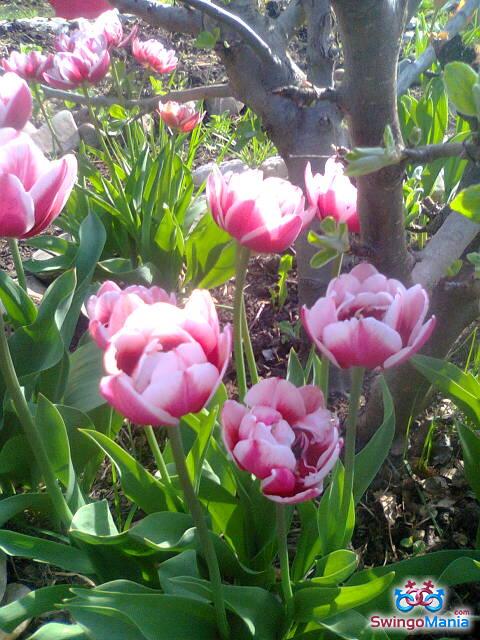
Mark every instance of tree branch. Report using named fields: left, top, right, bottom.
left=41, top=83, right=232, bottom=109
left=276, top=0, right=305, bottom=41
left=402, top=141, right=480, bottom=164
left=397, top=0, right=480, bottom=95
left=108, top=0, right=203, bottom=33
left=176, top=0, right=278, bottom=65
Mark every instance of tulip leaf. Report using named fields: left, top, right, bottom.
left=457, top=422, right=480, bottom=501
left=353, top=376, right=395, bottom=503
left=185, top=407, right=218, bottom=493
left=0, top=530, right=94, bottom=574
left=64, top=341, right=105, bottom=413
left=291, top=502, right=320, bottom=582
left=314, top=610, right=390, bottom=640
left=80, top=430, right=174, bottom=513
left=66, top=607, right=148, bottom=640
left=450, top=183, right=480, bottom=223
left=411, top=355, right=480, bottom=425
left=0, top=271, right=37, bottom=327
left=443, top=61, right=478, bottom=117
left=27, top=623, right=89, bottom=639
left=312, top=550, right=358, bottom=586
left=317, top=463, right=355, bottom=555
left=0, top=493, right=52, bottom=528
left=0, top=585, right=74, bottom=634
left=66, top=581, right=218, bottom=640
left=293, top=572, right=395, bottom=622
left=287, top=348, right=305, bottom=387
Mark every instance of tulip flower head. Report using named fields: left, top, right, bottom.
left=49, top=0, right=112, bottom=19
left=132, top=38, right=178, bottom=74
left=44, top=36, right=110, bottom=89
left=301, top=263, right=436, bottom=370
left=1, top=51, right=54, bottom=82
left=0, top=129, right=77, bottom=238
left=222, top=378, right=342, bottom=504
left=0, top=72, right=32, bottom=130
left=158, top=101, right=204, bottom=133
left=305, top=159, right=360, bottom=233
left=87, top=281, right=176, bottom=350
left=91, top=289, right=232, bottom=427
left=207, top=167, right=314, bottom=253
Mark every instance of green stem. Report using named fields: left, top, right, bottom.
left=32, top=84, right=62, bottom=154
left=145, top=426, right=172, bottom=486
left=276, top=504, right=294, bottom=623
left=169, top=428, right=230, bottom=639
left=233, top=245, right=251, bottom=400
left=320, top=252, right=344, bottom=399
left=0, top=312, right=72, bottom=529
left=338, top=366, right=365, bottom=542
left=7, top=239, right=27, bottom=291
left=241, top=299, right=259, bottom=386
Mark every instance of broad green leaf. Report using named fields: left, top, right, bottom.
left=185, top=407, right=218, bottom=493
left=287, top=349, right=305, bottom=387
left=317, top=463, right=355, bottom=554
left=36, top=269, right=76, bottom=332
left=66, top=606, right=148, bottom=640
left=291, top=502, right=320, bottom=582
left=457, top=423, right=480, bottom=500
left=66, top=581, right=217, bottom=640
left=439, top=557, right=480, bottom=585
left=70, top=500, right=119, bottom=542
left=0, top=530, right=94, bottom=574
left=0, top=493, right=52, bottom=528
left=28, top=623, right=89, bottom=639
left=64, top=341, right=105, bottom=412
left=312, top=550, right=358, bottom=586
left=443, top=62, right=478, bottom=116
left=354, top=377, right=395, bottom=503
left=450, top=184, right=480, bottom=224
left=158, top=551, right=200, bottom=594
left=316, top=610, right=389, bottom=640
left=294, top=573, right=395, bottom=622
left=0, top=585, right=73, bottom=634
left=0, top=271, right=36, bottom=327
left=194, top=28, right=220, bottom=49
left=412, top=355, right=480, bottom=425
left=0, top=435, right=35, bottom=483
left=81, top=430, right=173, bottom=513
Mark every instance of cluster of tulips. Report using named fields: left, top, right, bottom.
left=0, top=5, right=436, bottom=506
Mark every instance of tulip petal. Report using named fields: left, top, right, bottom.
left=383, top=316, right=436, bottom=369
left=222, top=400, right=249, bottom=453
left=233, top=438, right=297, bottom=478
left=0, top=174, right=34, bottom=237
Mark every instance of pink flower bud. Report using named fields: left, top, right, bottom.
left=89, top=288, right=231, bottom=427
left=86, top=281, right=176, bottom=350
left=0, top=129, right=77, bottom=239
left=305, top=159, right=360, bottom=233
left=301, top=263, right=436, bottom=369
left=222, top=378, right=342, bottom=504
left=206, top=167, right=314, bottom=253
left=132, top=38, right=178, bottom=74
left=1, top=51, right=54, bottom=82
left=44, top=36, right=111, bottom=89
left=48, top=0, right=112, bottom=19
left=158, top=101, right=204, bottom=133
left=0, top=72, right=32, bottom=130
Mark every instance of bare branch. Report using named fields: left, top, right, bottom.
left=402, top=141, right=480, bottom=164
left=276, top=0, right=306, bottom=41
left=304, top=0, right=336, bottom=86
left=397, top=0, right=480, bottom=95
left=41, top=83, right=232, bottom=110
left=271, top=83, right=338, bottom=107
left=412, top=212, right=479, bottom=290
left=108, top=0, right=202, bottom=33
left=177, top=0, right=278, bottom=65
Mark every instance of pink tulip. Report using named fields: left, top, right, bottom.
left=222, top=378, right=341, bottom=504
left=305, top=159, right=360, bottom=233
left=0, top=72, right=32, bottom=130
left=301, top=263, right=436, bottom=370
left=48, top=0, right=112, bottom=19
left=96, top=290, right=232, bottom=426
left=206, top=167, right=314, bottom=253
left=132, top=38, right=178, bottom=74
left=86, top=281, right=176, bottom=349
left=44, top=37, right=110, bottom=89
left=158, top=101, right=204, bottom=133
left=1, top=51, right=54, bottom=82
left=0, top=129, right=77, bottom=238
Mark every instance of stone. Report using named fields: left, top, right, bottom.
left=259, top=155, right=288, bottom=179
left=192, top=159, right=248, bottom=187
left=26, top=275, right=47, bottom=305
left=205, top=97, right=244, bottom=117
left=30, top=110, right=79, bottom=155
left=78, top=122, right=100, bottom=148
